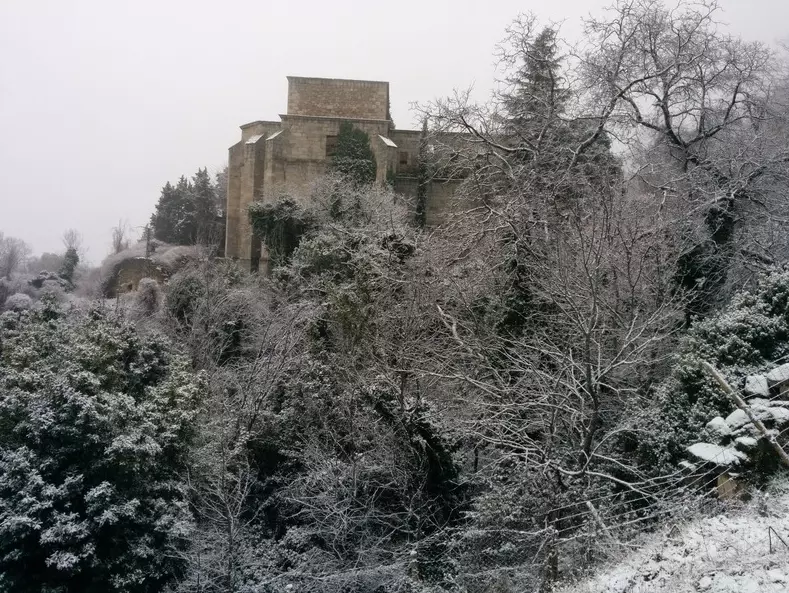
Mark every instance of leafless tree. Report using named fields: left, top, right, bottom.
left=110, top=220, right=132, bottom=254
left=0, top=233, right=32, bottom=279
left=61, top=228, right=82, bottom=253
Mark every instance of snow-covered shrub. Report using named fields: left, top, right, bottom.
left=164, top=267, right=205, bottom=325
left=134, top=277, right=161, bottom=318
left=3, top=292, right=32, bottom=311
left=39, top=279, right=66, bottom=304
left=0, top=304, right=204, bottom=592
left=634, top=270, right=789, bottom=475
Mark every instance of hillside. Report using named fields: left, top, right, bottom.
left=558, top=481, right=789, bottom=593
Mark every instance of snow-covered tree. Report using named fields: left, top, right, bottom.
left=0, top=303, right=205, bottom=593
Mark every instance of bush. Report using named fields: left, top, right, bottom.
left=3, top=292, right=32, bottom=312
left=134, top=277, right=161, bottom=318
left=634, top=269, right=789, bottom=474
left=164, top=269, right=205, bottom=326
left=248, top=197, right=314, bottom=267
left=0, top=304, right=204, bottom=593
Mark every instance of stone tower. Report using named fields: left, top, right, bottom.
left=225, top=76, right=460, bottom=270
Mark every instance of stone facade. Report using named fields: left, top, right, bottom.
left=225, top=76, right=462, bottom=270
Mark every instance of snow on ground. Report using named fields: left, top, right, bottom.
left=557, top=480, right=789, bottom=593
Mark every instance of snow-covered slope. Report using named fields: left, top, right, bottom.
left=557, top=482, right=789, bottom=593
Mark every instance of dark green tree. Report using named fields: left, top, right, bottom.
left=329, top=122, right=377, bottom=186
left=58, top=247, right=79, bottom=287
left=0, top=304, right=203, bottom=593
left=150, top=169, right=225, bottom=249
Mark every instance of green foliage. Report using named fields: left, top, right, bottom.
left=58, top=247, right=79, bottom=287
left=0, top=304, right=204, bottom=593
left=329, top=122, right=377, bottom=186
left=635, top=270, right=789, bottom=472
left=164, top=269, right=205, bottom=326
left=248, top=197, right=314, bottom=267
left=150, top=168, right=224, bottom=248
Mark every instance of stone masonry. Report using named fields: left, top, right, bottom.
left=225, top=76, right=462, bottom=270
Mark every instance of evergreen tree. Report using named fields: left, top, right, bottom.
left=503, top=26, right=567, bottom=134
left=329, top=122, right=377, bottom=186
left=58, top=247, right=79, bottom=286
left=0, top=304, right=203, bottom=593
left=150, top=169, right=225, bottom=248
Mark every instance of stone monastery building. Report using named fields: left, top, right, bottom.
left=225, top=76, right=460, bottom=270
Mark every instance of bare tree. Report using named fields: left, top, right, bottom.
left=579, top=0, right=787, bottom=315
left=0, top=233, right=32, bottom=279
left=110, top=220, right=132, bottom=255
left=61, top=228, right=82, bottom=252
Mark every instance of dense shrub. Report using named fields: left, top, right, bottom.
left=0, top=304, right=204, bottom=593
left=134, top=277, right=161, bottom=318
left=634, top=270, right=789, bottom=473
left=3, top=292, right=32, bottom=312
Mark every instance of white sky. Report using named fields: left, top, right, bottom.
left=1, top=0, right=787, bottom=262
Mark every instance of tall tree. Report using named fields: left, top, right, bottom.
left=150, top=169, right=225, bottom=250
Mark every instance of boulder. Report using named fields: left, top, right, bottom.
left=769, top=407, right=789, bottom=425
left=706, top=416, right=732, bottom=438
left=687, top=443, right=747, bottom=466
left=744, top=375, right=770, bottom=398
left=766, top=363, right=789, bottom=386
left=725, top=405, right=771, bottom=430
left=734, top=436, right=758, bottom=451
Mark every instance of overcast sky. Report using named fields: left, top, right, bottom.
left=1, top=0, right=787, bottom=262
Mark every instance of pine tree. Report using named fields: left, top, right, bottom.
left=503, top=27, right=567, bottom=133
left=150, top=169, right=224, bottom=247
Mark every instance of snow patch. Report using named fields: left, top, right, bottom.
left=744, top=375, right=770, bottom=397
left=706, top=416, right=731, bottom=438
left=766, top=363, right=789, bottom=385
left=556, top=482, right=789, bottom=593
left=687, top=443, right=746, bottom=466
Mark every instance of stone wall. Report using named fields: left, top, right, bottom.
left=393, top=177, right=466, bottom=226
left=391, top=130, right=421, bottom=176
left=287, top=77, right=389, bottom=121
left=225, top=77, right=472, bottom=268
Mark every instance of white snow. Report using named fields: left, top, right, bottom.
left=744, top=375, right=770, bottom=397
left=706, top=416, right=732, bottom=438
left=266, top=130, right=283, bottom=141
left=725, top=408, right=751, bottom=429
left=766, top=363, right=789, bottom=385
left=378, top=135, right=398, bottom=148
left=556, top=481, right=789, bottom=593
left=245, top=134, right=264, bottom=144
left=687, top=443, right=746, bottom=465
left=734, top=436, right=758, bottom=450
left=769, top=407, right=789, bottom=424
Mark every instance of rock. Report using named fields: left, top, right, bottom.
left=744, top=375, right=770, bottom=397
left=734, top=436, right=758, bottom=451
left=679, top=460, right=697, bottom=471
left=767, top=569, right=786, bottom=583
left=698, top=575, right=713, bottom=590
left=725, top=409, right=751, bottom=430
left=687, top=443, right=746, bottom=466
left=725, top=405, right=771, bottom=429
left=769, top=407, right=789, bottom=425
left=766, top=363, right=789, bottom=385
left=706, top=416, right=732, bottom=438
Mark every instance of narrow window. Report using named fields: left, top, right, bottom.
left=399, top=151, right=409, bottom=166
left=326, top=135, right=338, bottom=157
